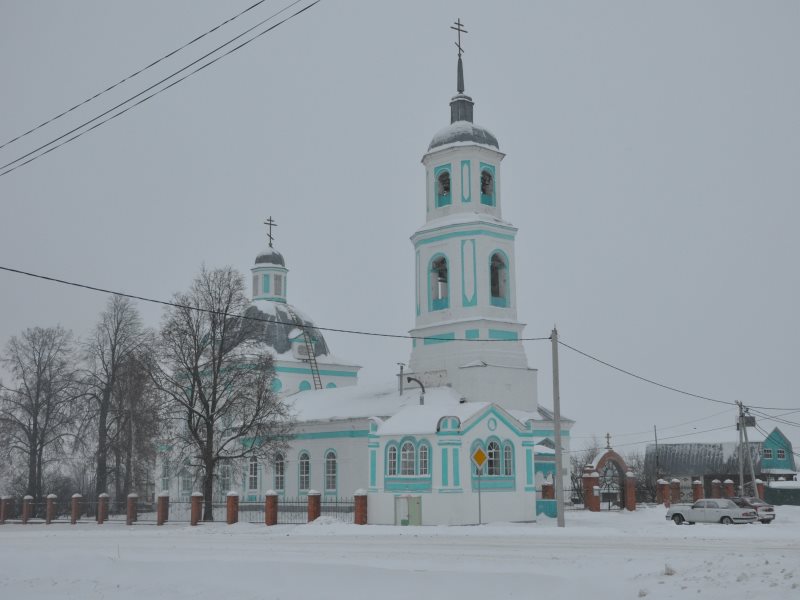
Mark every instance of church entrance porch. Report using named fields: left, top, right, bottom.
left=583, top=440, right=637, bottom=512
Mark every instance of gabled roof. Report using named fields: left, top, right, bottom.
left=644, top=442, right=763, bottom=476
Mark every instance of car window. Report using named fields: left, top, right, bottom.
left=693, top=500, right=706, bottom=508
left=719, top=500, right=736, bottom=508
left=706, top=501, right=718, bottom=508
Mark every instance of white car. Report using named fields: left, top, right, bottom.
left=665, top=499, right=758, bottom=525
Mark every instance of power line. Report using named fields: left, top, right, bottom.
left=0, top=265, right=551, bottom=344
left=557, top=339, right=736, bottom=407
left=565, top=424, right=734, bottom=454
left=0, top=0, right=318, bottom=178
left=753, top=423, right=800, bottom=460
left=570, top=408, right=732, bottom=440
left=0, top=0, right=272, bottom=151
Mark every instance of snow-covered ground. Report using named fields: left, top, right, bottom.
left=1, top=505, right=798, bottom=599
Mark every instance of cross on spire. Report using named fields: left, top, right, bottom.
left=451, top=18, right=467, bottom=58
left=605, top=432, right=612, bottom=450
left=263, top=216, right=277, bottom=248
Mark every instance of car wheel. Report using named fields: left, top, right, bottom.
left=688, top=522, right=695, bottom=525
left=672, top=514, right=684, bottom=525
left=762, top=519, right=772, bottom=524
left=721, top=516, right=733, bottom=525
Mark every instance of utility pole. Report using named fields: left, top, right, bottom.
left=737, top=403, right=746, bottom=496
left=551, top=327, right=565, bottom=528
left=738, top=401, right=759, bottom=496
left=654, top=425, right=660, bottom=479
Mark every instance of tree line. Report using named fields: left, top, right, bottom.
left=0, top=266, right=292, bottom=520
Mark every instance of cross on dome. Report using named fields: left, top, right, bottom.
left=263, top=216, right=277, bottom=248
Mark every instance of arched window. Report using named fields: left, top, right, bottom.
left=419, top=444, right=429, bottom=476
left=490, top=252, right=509, bottom=307
left=299, top=380, right=312, bottom=392
left=325, top=451, right=337, bottom=492
left=299, top=452, right=310, bottom=491
left=503, top=443, right=513, bottom=476
left=273, top=453, right=285, bottom=491
left=248, top=457, right=258, bottom=491
left=487, top=441, right=501, bottom=476
left=401, top=442, right=415, bottom=476
left=436, top=170, right=451, bottom=207
left=160, top=456, right=170, bottom=492
left=387, top=445, right=398, bottom=476
left=430, top=256, right=449, bottom=311
left=480, top=169, right=495, bottom=205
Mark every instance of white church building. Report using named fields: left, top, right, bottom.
left=160, top=46, right=573, bottom=525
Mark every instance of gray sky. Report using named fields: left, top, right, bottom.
left=1, top=1, right=798, bottom=458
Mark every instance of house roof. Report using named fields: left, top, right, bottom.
left=644, top=442, right=763, bottom=476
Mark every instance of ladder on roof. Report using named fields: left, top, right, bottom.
left=286, top=306, right=323, bottom=390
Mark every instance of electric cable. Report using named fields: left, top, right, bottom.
left=0, top=265, right=551, bottom=343
left=0, top=0, right=318, bottom=178
left=557, top=339, right=736, bottom=407
left=0, top=0, right=272, bottom=151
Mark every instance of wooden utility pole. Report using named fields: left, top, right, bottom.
left=551, top=327, right=565, bottom=528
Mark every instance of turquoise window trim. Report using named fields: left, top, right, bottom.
left=297, top=450, right=310, bottom=493
left=273, top=453, right=286, bottom=492
left=441, top=448, right=449, bottom=486
left=428, top=253, right=450, bottom=312
left=417, top=439, right=433, bottom=477
left=271, top=377, right=283, bottom=393
left=460, top=406, right=534, bottom=437
left=460, top=239, right=477, bottom=307
left=489, top=248, right=511, bottom=308
left=369, top=450, right=376, bottom=487
left=434, top=164, right=452, bottom=208
left=414, top=228, right=515, bottom=248
left=535, top=462, right=556, bottom=477
left=460, top=160, right=471, bottom=203
left=453, top=448, right=460, bottom=487
left=488, top=329, right=518, bottom=341
left=262, top=274, right=270, bottom=294
left=465, top=329, right=480, bottom=339
left=479, top=162, right=496, bottom=206
left=323, top=448, right=338, bottom=496
left=423, top=332, right=455, bottom=345
left=299, top=380, right=312, bottom=392
left=325, top=382, right=337, bottom=389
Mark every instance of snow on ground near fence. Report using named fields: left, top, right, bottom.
left=1, top=505, right=798, bottom=599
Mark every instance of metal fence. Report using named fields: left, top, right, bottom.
left=320, top=497, right=355, bottom=523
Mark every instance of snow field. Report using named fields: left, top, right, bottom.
left=0, top=505, right=798, bottom=599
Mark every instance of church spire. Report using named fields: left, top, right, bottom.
left=449, top=19, right=474, bottom=124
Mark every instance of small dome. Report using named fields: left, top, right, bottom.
left=429, top=120, right=499, bottom=151
left=245, top=301, right=330, bottom=357
left=255, top=247, right=285, bottom=267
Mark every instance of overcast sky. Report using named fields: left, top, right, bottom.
left=1, top=1, right=798, bottom=459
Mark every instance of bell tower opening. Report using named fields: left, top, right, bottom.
left=430, top=256, right=449, bottom=311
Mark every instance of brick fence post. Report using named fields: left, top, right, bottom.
left=226, top=491, right=239, bottom=525
left=126, top=493, right=138, bottom=525
left=582, top=472, right=600, bottom=512
left=46, top=494, right=57, bottom=524
left=307, top=490, right=321, bottom=522
left=354, top=489, right=368, bottom=525
left=190, top=492, right=203, bottom=526
left=541, top=482, right=555, bottom=500
left=22, top=495, right=33, bottom=524
left=723, top=479, right=735, bottom=498
left=670, top=479, right=681, bottom=504
left=624, top=471, right=636, bottom=511
left=711, top=479, right=721, bottom=498
left=692, top=480, right=704, bottom=502
left=657, top=479, right=671, bottom=507
left=756, top=479, right=765, bottom=500
left=71, top=493, right=82, bottom=524
left=97, top=493, right=109, bottom=524
left=0, top=496, right=8, bottom=524
left=265, top=490, right=278, bottom=526
left=156, top=492, right=169, bottom=526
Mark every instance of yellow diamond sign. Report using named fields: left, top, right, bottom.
left=472, top=447, right=487, bottom=468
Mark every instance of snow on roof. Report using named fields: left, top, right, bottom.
left=378, top=393, right=486, bottom=436
left=534, top=445, right=556, bottom=455
left=769, top=480, right=800, bottom=489
left=287, top=383, right=439, bottom=423
left=428, top=120, right=500, bottom=150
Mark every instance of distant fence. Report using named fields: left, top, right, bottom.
left=0, top=491, right=363, bottom=526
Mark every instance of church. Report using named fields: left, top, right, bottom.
left=162, top=37, right=573, bottom=525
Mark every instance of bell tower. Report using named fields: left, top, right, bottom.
left=407, top=23, right=537, bottom=412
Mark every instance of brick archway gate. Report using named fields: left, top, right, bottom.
left=582, top=448, right=637, bottom=512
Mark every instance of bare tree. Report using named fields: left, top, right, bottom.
left=568, top=437, right=601, bottom=503
left=84, top=296, right=147, bottom=499
left=107, top=347, right=161, bottom=510
left=624, top=450, right=657, bottom=502
left=0, top=326, right=80, bottom=501
left=153, top=266, right=292, bottom=520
